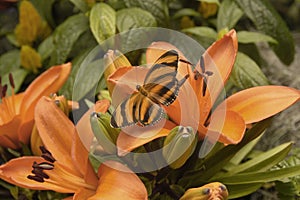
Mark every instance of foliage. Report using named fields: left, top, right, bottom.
left=0, top=0, right=299, bottom=199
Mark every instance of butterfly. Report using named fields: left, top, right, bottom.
left=110, top=50, right=189, bottom=128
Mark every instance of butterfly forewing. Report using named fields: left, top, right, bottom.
left=144, top=50, right=179, bottom=84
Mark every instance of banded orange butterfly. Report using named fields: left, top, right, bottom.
left=110, top=50, right=189, bottom=128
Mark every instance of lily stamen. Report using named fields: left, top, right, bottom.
left=39, top=146, right=56, bottom=163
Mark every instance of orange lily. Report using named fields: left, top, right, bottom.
left=0, top=96, right=148, bottom=199
left=107, top=29, right=300, bottom=156
left=0, top=63, right=71, bottom=149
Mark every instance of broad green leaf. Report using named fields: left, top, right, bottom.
left=1, top=69, right=28, bottom=95
left=72, top=58, right=105, bottom=101
left=90, top=3, right=116, bottom=44
left=217, top=142, right=292, bottom=177
left=59, top=46, right=95, bottom=99
left=230, top=52, right=269, bottom=89
left=49, top=14, right=88, bottom=65
left=217, top=0, right=243, bottom=31
left=38, top=35, right=54, bottom=61
left=217, top=165, right=300, bottom=184
left=182, top=27, right=217, bottom=39
left=182, top=27, right=216, bottom=48
left=123, top=0, right=168, bottom=26
left=173, top=8, right=201, bottom=19
left=227, top=183, right=262, bottom=198
left=69, top=0, right=88, bottom=12
left=237, top=31, right=278, bottom=44
left=0, top=50, right=20, bottom=75
left=235, top=0, right=295, bottom=65
left=116, top=8, right=157, bottom=32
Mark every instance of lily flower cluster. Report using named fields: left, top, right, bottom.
left=0, top=29, right=299, bottom=199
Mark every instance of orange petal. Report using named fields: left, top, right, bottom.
left=208, top=110, right=246, bottom=144
left=20, top=63, right=71, bottom=121
left=76, top=99, right=111, bottom=150
left=117, top=120, right=176, bottom=156
left=197, top=30, right=238, bottom=104
left=224, top=86, right=300, bottom=124
left=88, top=161, right=147, bottom=200
left=73, top=188, right=96, bottom=200
left=0, top=115, right=21, bottom=148
left=34, top=96, right=97, bottom=183
left=0, top=156, right=73, bottom=193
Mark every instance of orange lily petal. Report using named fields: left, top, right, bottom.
left=224, top=86, right=300, bottom=124
left=89, top=161, right=147, bottom=200
left=76, top=99, right=111, bottom=150
left=0, top=116, right=21, bottom=148
left=0, top=156, right=73, bottom=193
left=34, top=96, right=97, bottom=185
left=74, top=188, right=96, bottom=200
left=20, top=62, right=71, bottom=121
left=117, top=120, right=176, bottom=156
left=208, top=110, right=246, bottom=144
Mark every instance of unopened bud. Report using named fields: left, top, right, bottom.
left=163, top=126, right=197, bottom=169
left=90, top=112, right=120, bottom=154
left=180, top=182, right=228, bottom=200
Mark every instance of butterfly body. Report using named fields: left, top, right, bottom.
left=110, top=50, right=189, bottom=128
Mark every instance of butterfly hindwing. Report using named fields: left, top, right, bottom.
left=111, top=93, right=140, bottom=128
left=111, top=92, right=164, bottom=128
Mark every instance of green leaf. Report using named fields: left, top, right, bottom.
left=227, top=183, right=262, bottom=198
left=116, top=8, right=157, bottom=32
left=229, top=134, right=263, bottom=165
left=90, top=3, right=116, bottom=44
left=30, top=0, right=55, bottom=27
left=38, top=35, right=54, bottom=61
left=1, top=69, right=28, bottom=95
left=182, top=27, right=216, bottom=48
left=182, top=27, right=217, bottom=39
left=217, top=0, right=243, bottom=31
left=173, top=8, right=201, bottom=19
left=235, top=0, right=295, bottom=65
left=69, top=0, right=89, bottom=12
left=0, top=50, right=20, bottom=75
left=218, top=142, right=293, bottom=177
left=230, top=52, right=269, bottom=89
left=237, top=31, right=278, bottom=44
left=123, top=0, right=168, bottom=26
left=217, top=165, right=300, bottom=184
left=49, top=13, right=88, bottom=65
left=179, top=118, right=272, bottom=188
left=59, top=46, right=95, bottom=99
left=72, top=58, right=105, bottom=101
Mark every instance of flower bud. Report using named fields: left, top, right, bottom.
left=90, top=112, right=120, bottom=154
left=30, top=124, right=43, bottom=156
left=163, top=126, right=197, bottom=169
left=180, top=182, right=228, bottom=200
left=104, top=50, right=131, bottom=94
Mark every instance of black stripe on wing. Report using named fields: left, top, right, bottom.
left=110, top=93, right=140, bottom=128
left=138, top=97, right=164, bottom=126
left=144, top=50, right=179, bottom=84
